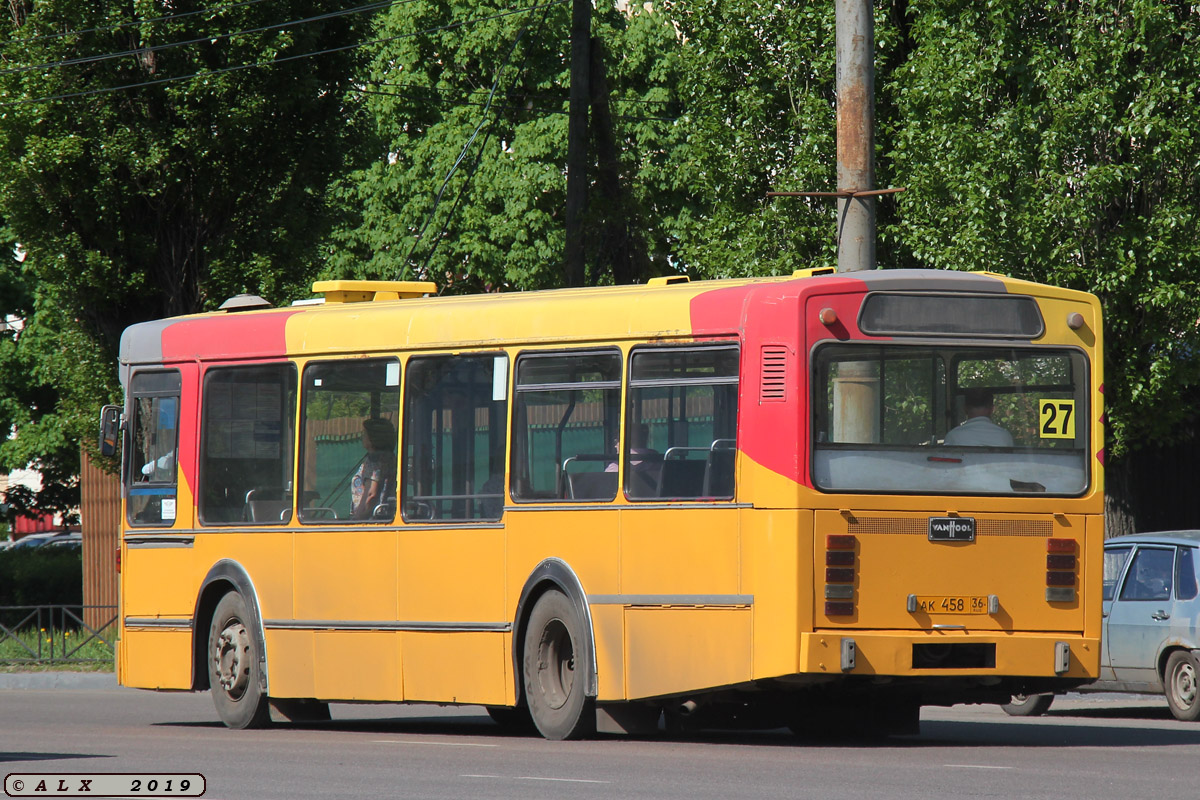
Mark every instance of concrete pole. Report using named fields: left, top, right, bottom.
left=564, top=0, right=591, bottom=287
left=832, top=0, right=878, bottom=442
left=835, top=0, right=875, bottom=272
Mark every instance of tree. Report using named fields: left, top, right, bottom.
left=329, top=0, right=690, bottom=290
left=660, top=0, right=1200, bottom=464
left=889, top=0, right=1200, bottom=456
left=0, top=0, right=373, bottom=515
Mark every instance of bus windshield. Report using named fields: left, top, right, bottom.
left=813, top=344, right=1089, bottom=496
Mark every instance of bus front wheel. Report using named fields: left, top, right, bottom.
left=522, top=590, right=594, bottom=740
left=208, top=592, right=271, bottom=729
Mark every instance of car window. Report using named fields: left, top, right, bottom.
left=1118, top=547, right=1175, bottom=602
left=1177, top=547, right=1199, bottom=601
left=1103, top=546, right=1132, bottom=601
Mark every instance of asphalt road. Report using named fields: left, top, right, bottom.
left=3, top=684, right=1200, bottom=800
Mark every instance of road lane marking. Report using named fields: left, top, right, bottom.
left=367, top=743, right=494, bottom=748
left=462, top=775, right=610, bottom=784
left=943, top=764, right=1013, bottom=770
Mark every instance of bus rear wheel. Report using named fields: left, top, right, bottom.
left=208, top=592, right=271, bottom=729
left=522, top=590, right=594, bottom=740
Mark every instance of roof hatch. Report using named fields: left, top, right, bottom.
left=311, top=280, right=438, bottom=304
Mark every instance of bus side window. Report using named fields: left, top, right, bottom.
left=510, top=350, right=621, bottom=503
left=199, top=364, right=297, bottom=525
left=298, top=358, right=401, bottom=524
left=127, top=370, right=182, bottom=527
left=625, top=345, right=739, bottom=501
left=401, top=354, right=507, bottom=522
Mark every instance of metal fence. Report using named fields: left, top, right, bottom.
left=0, top=604, right=117, bottom=664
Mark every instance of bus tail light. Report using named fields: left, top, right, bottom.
left=824, top=535, right=857, bottom=617
left=116, top=547, right=121, bottom=574
left=1046, top=538, right=1077, bottom=601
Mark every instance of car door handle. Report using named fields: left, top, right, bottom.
left=1151, top=611, right=1171, bottom=621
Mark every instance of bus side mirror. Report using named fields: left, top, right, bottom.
left=99, top=405, right=122, bottom=457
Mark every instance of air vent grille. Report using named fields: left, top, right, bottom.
left=760, top=346, right=789, bottom=403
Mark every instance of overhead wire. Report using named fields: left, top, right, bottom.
left=355, top=87, right=679, bottom=123
left=0, top=0, right=411, bottom=79
left=0, top=0, right=569, bottom=109
left=407, top=1, right=561, bottom=278
left=2, top=0, right=274, bottom=46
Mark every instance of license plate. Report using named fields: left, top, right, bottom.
left=912, top=595, right=989, bottom=615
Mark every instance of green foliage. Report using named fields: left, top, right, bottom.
left=889, top=0, right=1200, bottom=454
left=0, top=547, right=82, bottom=610
left=330, top=1, right=689, bottom=289
left=662, top=0, right=844, bottom=276
left=0, top=1, right=373, bottom=513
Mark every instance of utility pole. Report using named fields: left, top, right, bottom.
left=564, top=0, right=591, bottom=287
left=835, top=0, right=875, bottom=273
left=832, top=0, right=877, bottom=442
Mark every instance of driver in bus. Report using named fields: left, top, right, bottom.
left=352, top=418, right=397, bottom=519
left=944, top=388, right=1014, bottom=447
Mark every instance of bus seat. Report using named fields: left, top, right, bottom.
left=702, top=448, right=736, bottom=497
left=657, top=459, right=706, bottom=498
left=567, top=471, right=618, bottom=500
left=244, top=488, right=291, bottom=523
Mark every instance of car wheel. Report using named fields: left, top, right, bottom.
left=1165, top=651, right=1200, bottom=721
left=1000, top=693, right=1054, bottom=717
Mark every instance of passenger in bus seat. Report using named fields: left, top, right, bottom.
left=944, top=388, right=1014, bottom=447
left=352, top=418, right=397, bottom=519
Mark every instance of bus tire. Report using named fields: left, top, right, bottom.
left=208, top=592, right=271, bottom=729
left=1000, top=693, right=1054, bottom=717
left=522, top=589, right=594, bottom=740
left=1165, top=651, right=1200, bottom=721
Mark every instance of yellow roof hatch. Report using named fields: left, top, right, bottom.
left=311, top=280, right=438, bottom=304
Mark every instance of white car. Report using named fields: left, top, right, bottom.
left=1004, top=531, right=1200, bottom=720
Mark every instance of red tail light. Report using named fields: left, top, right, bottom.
left=827, top=534, right=856, bottom=550
left=1047, top=538, right=1076, bottom=553
left=1046, top=571, right=1076, bottom=587
left=1047, top=554, right=1077, bottom=570
left=116, top=546, right=121, bottom=574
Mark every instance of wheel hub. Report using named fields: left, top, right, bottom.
left=1175, top=661, right=1198, bottom=707
left=536, top=618, right=575, bottom=711
left=213, top=622, right=252, bottom=698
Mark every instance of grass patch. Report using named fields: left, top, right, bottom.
left=0, top=625, right=116, bottom=671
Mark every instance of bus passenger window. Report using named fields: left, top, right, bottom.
left=625, top=345, right=739, bottom=501
left=402, top=354, right=507, bottom=522
left=510, top=350, right=621, bottom=503
left=298, top=359, right=400, bottom=523
left=128, top=370, right=182, bottom=526
left=199, top=364, right=297, bottom=525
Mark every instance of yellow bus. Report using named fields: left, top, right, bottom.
left=101, top=268, right=1104, bottom=738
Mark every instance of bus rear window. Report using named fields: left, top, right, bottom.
left=812, top=345, right=1089, bottom=496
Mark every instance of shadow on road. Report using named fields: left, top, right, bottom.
left=0, top=752, right=116, bottom=764
left=153, top=707, right=1200, bottom=750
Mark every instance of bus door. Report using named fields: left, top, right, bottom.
left=293, top=357, right=402, bottom=701
left=395, top=353, right=509, bottom=705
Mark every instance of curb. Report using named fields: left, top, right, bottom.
left=0, top=671, right=118, bottom=690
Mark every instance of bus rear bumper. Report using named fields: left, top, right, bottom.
left=800, top=629, right=1100, bottom=681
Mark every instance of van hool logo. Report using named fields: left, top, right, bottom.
left=928, top=516, right=976, bottom=542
